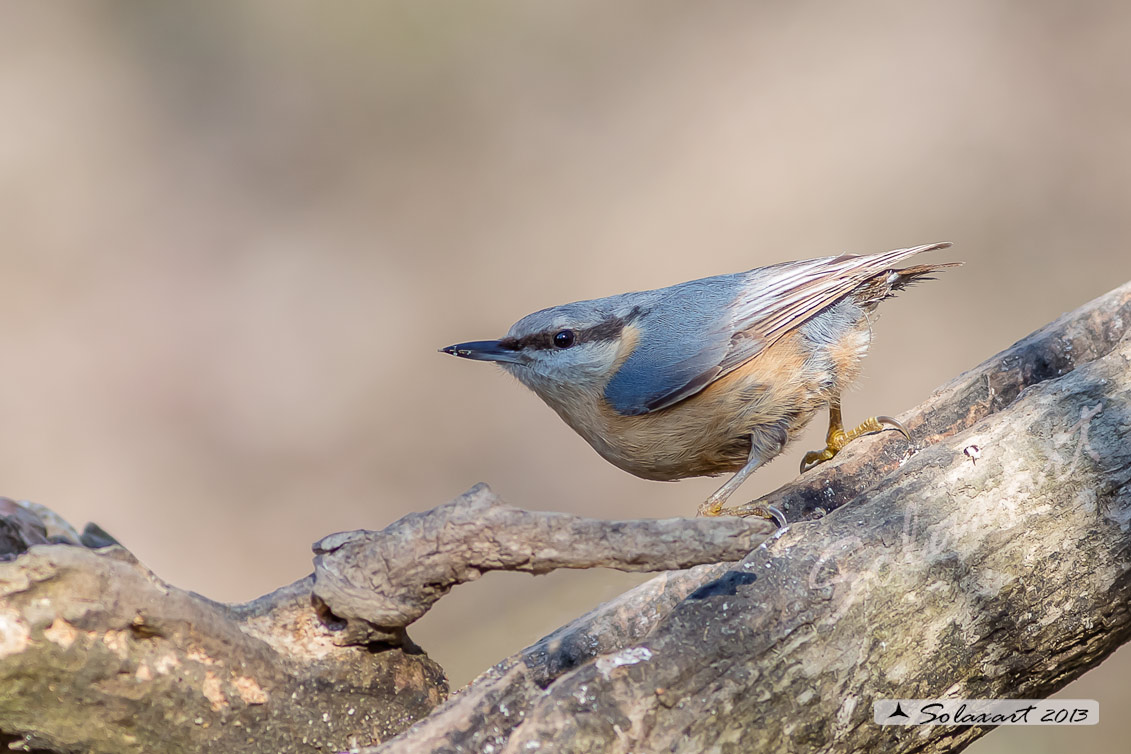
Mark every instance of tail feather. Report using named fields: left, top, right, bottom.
left=854, top=260, right=962, bottom=309
left=891, top=261, right=964, bottom=288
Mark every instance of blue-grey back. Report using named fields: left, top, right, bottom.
left=603, top=274, right=748, bottom=415
left=599, top=243, right=951, bottom=416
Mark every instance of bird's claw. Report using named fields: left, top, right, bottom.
left=875, top=415, right=911, bottom=442
left=750, top=504, right=788, bottom=528
left=698, top=499, right=787, bottom=528
left=799, top=415, right=911, bottom=473
left=800, top=447, right=836, bottom=473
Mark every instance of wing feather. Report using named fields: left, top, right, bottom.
left=603, top=242, right=951, bottom=415
left=716, top=242, right=950, bottom=374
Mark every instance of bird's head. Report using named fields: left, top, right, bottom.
left=441, top=298, right=645, bottom=407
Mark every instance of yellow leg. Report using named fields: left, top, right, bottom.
left=799, top=399, right=909, bottom=473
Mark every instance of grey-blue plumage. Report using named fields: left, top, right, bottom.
left=441, top=242, right=958, bottom=516
left=603, top=276, right=747, bottom=416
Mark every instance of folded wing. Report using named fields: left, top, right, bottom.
left=603, top=242, right=951, bottom=416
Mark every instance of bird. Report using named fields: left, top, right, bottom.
left=441, top=243, right=959, bottom=519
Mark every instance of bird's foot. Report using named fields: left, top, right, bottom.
left=697, top=498, right=726, bottom=517
left=697, top=498, right=787, bottom=527
left=799, top=415, right=910, bottom=473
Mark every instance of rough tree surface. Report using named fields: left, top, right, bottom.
left=0, top=480, right=771, bottom=751
left=0, top=280, right=1128, bottom=753
left=312, top=492, right=774, bottom=645
left=0, top=543, right=447, bottom=754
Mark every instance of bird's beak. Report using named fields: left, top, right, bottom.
left=440, top=340, right=524, bottom=364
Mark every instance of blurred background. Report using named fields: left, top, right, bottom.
left=1, top=2, right=1129, bottom=751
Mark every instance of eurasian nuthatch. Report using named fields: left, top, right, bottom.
left=442, top=243, right=959, bottom=518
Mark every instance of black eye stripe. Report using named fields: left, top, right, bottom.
left=498, top=308, right=640, bottom=352
left=498, top=332, right=557, bottom=351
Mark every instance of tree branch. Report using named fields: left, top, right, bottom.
left=0, top=471, right=771, bottom=751
left=0, top=541, right=447, bottom=754
left=311, top=489, right=774, bottom=645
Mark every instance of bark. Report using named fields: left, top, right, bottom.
left=0, top=543, right=447, bottom=754
left=1, top=280, right=1128, bottom=753
left=0, top=481, right=771, bottom=752
left=311, top=491, right=773, bottom=645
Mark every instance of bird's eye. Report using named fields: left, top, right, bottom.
left=553, top=329, right=575, bottom=349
